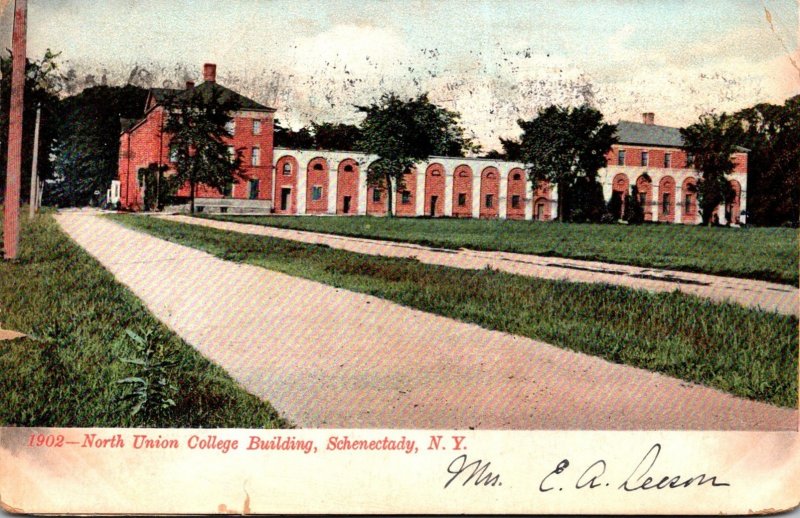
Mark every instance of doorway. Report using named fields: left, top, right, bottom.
left=343, top=195, right=352, bottom=214
left=429, top=195, right=438, bottom=217
left=280, top=188, right=291, bottom=212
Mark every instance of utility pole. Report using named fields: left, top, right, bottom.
left=3, top=0, right=27, bottom=260
left=29, top=104, right=40, bottom=219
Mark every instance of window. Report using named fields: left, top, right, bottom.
left=311, top=185, right=323, bottom=201
left=249, top=179, right=259, bottom=200
left=662, top=193, right=670, bottom=214
left=457, top=193, right=467, bottom=206
left=685, top=194, right=693, bottom=213
left=431, top=169, right=441, bottom=176
left=372, top=189, right=381, bottom=202
left=225, top=120, right=236, bottom=136
left=343, top=164, right=354, bottom=172
left=169, top=148, right=179, bottom=163
left=641, top=151, right=649, bottom=167
left=485, top=194, right=494, bottom=208
left=512, top=173, right=521, bottom=181
left=252, top=120, right=261, bottom=135
left=664, top=153, right=671, bottom=168
left=222, top=182, right=233, bottom=197
left=313, top=163, right=324, bottom=170
left=401, top=190, right=411, bottom=205
left=282, top=162, right=292, bottom=175
left=251, top=147, right=260, bottom=166
left=227, top=146, right=236, bottom=163
left=511, top=195, right=521, bottom=209
left=618, top=149, right=626, bottom=165
left=687, top=152, right=694, bottom=167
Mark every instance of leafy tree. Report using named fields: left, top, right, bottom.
left=163, top=87, right=243, bottom=214
left=49, top=84, right=148, bottom=206
left=680, top=113, right=743, bottom=226
left=0, top=49, right=61, bottom=204
left=483, top=137, right=522, bottom=161
left=137, top=163, right=177, bottom=211
left=274, top=119, right=314, bottom=149
left=565, top=175, right=607, bottom=223
left=311, top=122, right=362, bottom=151
left=518, top=105, right=617, bottom=222
left=357, top=93, right=477, bottom=215
left=733, top=96, right=799, bottom=226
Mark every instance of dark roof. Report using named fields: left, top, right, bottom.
left=615, top=120, right=749, bottom=152
left=615, top=120, right=685, bottom=148
left=147, top=81, right=274, bottom=113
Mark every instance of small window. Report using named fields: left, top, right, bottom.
left=617, top=149, right=626, bottom=165
left=485, top=194, right=493, bottom=208
left=401, top=190, right=411, bottom=205
left=512, top=173, right=521, bottom=181
left=641, top=151, right=649, bottom=167
left=431, top=169, right=441, bottom=176
left=511, top=195, right=521, bottom=209
left=251, top=147, right=260, bottom=166
left=225, top=120, right=236, bottom=136
left=169, top=148, right=179, bottom=163
left=343, top=164, right=354, bottom=172
left=227, top=146, right=236, bottom=163
left=685, top=194, right=693, bottom=213
left=282, top=162, right=292, bottom=175
left=372, top=189, right=381, bottom=202
left=313, top=162, right=324, bottom=171
left=664, top=153, right=671, bottom=169
left=662, top=193, right=670, bottom=214
left=486, top=171, right=496, bottom=179
left=249, top=179, right=259, bottom=200
left=458, top=170, right=469, bottom=177
left=457, top=193, right=467, bottom=206
left=311, top=185, right=323, bottom=201
left=252, top=120, right=261, bottom=135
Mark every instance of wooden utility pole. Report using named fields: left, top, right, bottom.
left=3, top=0, right=27, bottom=260
left=29, top=104, right=40, bottom=219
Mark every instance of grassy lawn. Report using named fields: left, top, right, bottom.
left=110, top=214, right=798, bottom=408
left=0, top=212, right=286, bottom=428
left=200, top=215, right=799, bottom=286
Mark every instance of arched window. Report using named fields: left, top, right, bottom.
left=513, top=173, right=521, bottom=181
left=313, top=162, right=324, bottom=170
left=343, top=164, right=353, bottom=172
left=458, top=170, right=469, bottom=177
left=282, top=162, right=292, bottom=175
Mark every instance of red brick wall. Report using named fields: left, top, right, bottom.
left=366, top=181, right=387, bottom=215
left=732, top=152, right=747, bottom=174
left=424, top=163, right=445, bottom=217
left=452, top=165, right=473, bottom=217
left=395, top=169, right=417, bottom=217
left=608, top=145, right=688, bottom=169
left=479, top=166, right=499, bottom=218
left=274, top=155, right=298, bottom=213
left=336, top=159, right=359, bottom=214
left=532, top=181, right=552, bottom=221
left=506, top=168, right=526, bottom=219
left=305, top=157, right=329, bottom=214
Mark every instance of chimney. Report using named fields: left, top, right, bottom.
left=642, top=112, right=655, bottom=125
left=185, top=80, right=195, bottom=90
left=203, top=63, right=217, bottom=83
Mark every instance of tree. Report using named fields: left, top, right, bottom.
left=273, top=119, right=314, bottom=149
left=680, top=113, right=743, bottom=226
left=163, top=87, right=243, bottom=214
left=732, top=96, right=799, bottom=226
left=357, top=93, right=477, bottom=215
left=518, top=105, right=617, bottom=222
left=311, top=122, right=362, bottom=151
left=483, top=137, right=522, bottom=161
left=49, top=84, right=148, bottom=206
left=138, top=163, right=176, bottom=211
left=0, top=49, right=61, bottom=204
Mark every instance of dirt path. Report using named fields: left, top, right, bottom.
left=159, top=215, right=798, bottom=316
left=56, top=212, right=796, bottom=430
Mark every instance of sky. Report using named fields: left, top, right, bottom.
left=1, top=0, right=798, bottom=151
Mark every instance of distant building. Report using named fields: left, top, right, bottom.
left=116, top=66, right=746, bottom=224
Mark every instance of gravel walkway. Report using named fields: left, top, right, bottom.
left=160, top=215, right=798, bottom=316
left=56, top=212, right=797, bottom=430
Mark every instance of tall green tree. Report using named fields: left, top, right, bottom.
left=733, top=96, right=799, bottom=226
left=680, top=113, right=744, bottom=226
left=50, top=84, right=148, bottom=206
left=518, top=105, right=617, bottom=222
left=0, top=49, right=61, bottom=204
left=311, top=122, right=362, bottom=151
left=164, top=87, right=243, bottom=214
left=357, top=93, right=477, bottom=215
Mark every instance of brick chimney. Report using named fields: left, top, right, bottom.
left=185, top=80, right=195, bottom=90
left=203, top=63, right=216, bottom=83
left=642, top=112, right=655, bottom=125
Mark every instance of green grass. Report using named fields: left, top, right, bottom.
left=0, top=212, right=287, bottom=428
left=110, top=214, right=798, bottom=408
left=200, top=214, right=799, bottom=286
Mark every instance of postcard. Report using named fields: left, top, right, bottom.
left=0, top=0, right=798, bottom=514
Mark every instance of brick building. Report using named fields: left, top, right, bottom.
left=116, top=66, right=746, bottom=224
